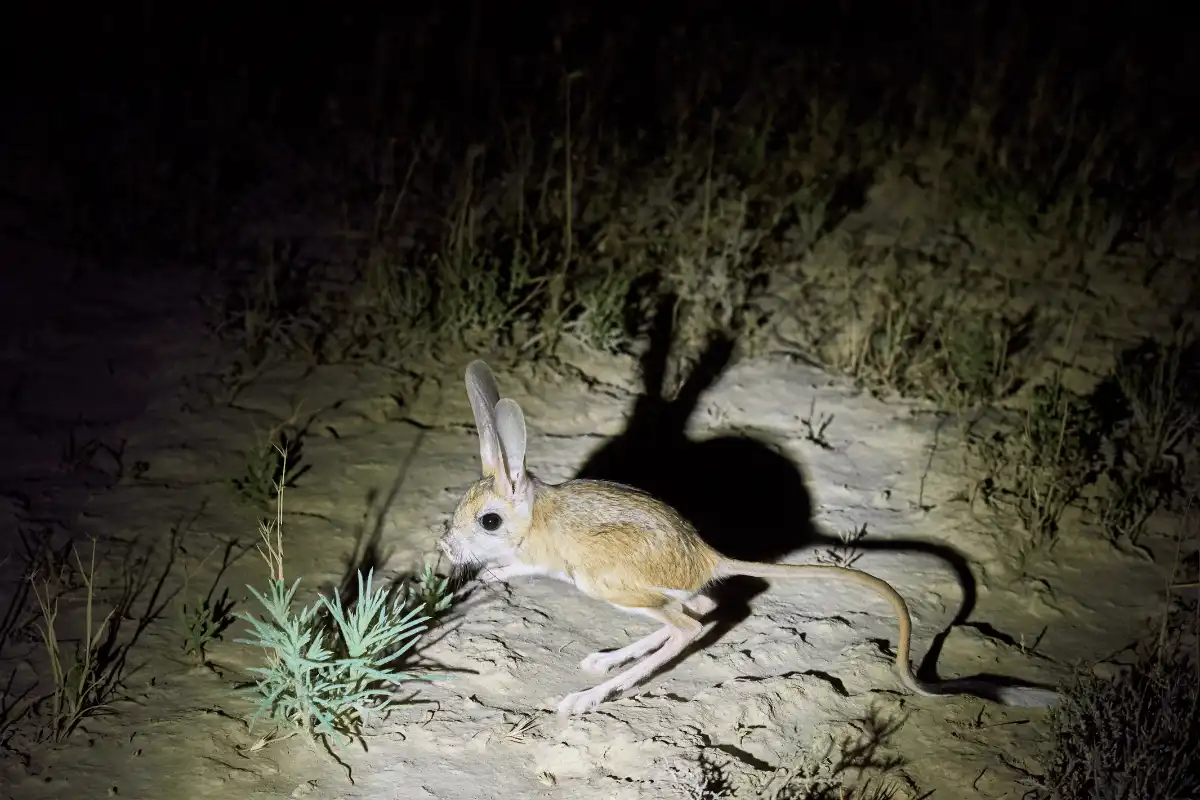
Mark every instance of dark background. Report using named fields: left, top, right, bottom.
left=2, top=0, right=1193, bottom=272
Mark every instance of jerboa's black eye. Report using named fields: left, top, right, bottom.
left=479, top=512, right=502, bottom=532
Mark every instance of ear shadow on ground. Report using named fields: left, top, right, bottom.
left=573, top=294, right=1010, bottom=686
left=574, top=295, right=807, bottom=618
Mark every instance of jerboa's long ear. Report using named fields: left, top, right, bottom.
left=493, top=398, right=527, bottom=497
left=465, top=361, right=502, bottom=477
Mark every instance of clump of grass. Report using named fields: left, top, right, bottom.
left=1024, top=611, right=1198, bottom=799
left=235, top=448, right=444, bottom=753
left=925, top=308, right=1033, bottom=413
left=832, top=262, right=1036, bottom=413
left=968, top=372, right=1101, bottom=557
left=1012, top=380, right=1099, bottom=545
left=174, top=543, right=239, bottom=663
left=28, top=539, right=120, bottom=743
left=800, top=397, right=835, bottom=450
left=1093, top=468, right=1167, bottom=555
left=1089, top=332, right=1199, bottom=549
left=563, top=266, right=638, bottom=352
left=817, top=523, right=868, bottom=570
left=833, top=265, right=931, bottom=395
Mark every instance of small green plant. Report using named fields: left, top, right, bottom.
left=401, top=561, right=454, bottom=622
left=235, top=446, right=443, bottom=751
left=970, top=375, right=1099, bottom=556
left=236, top=569, right=434, bottom=748
left=172, top=542, right=240, bottom=663
left=229, top=437, right=290, bottom=508
left=229, top=413, right=309, bottom=510
left=28, top=539, right=120, bottom=743
left=177, top=587, right=236, bottom=663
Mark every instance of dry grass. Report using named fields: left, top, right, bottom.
left=28, top=541, right=119, bottom=743
left=2, top=535, right=142, bottom=746
left=962, top=373, right=1102, bottom=560
left=1, top=519, right=203, bottom=752
left=1089, top=330, right=1200, bottom=550
left=160, top=5, right=1188, bottom=396
left=1022, top=499, right=1199, bottom=799
left=1026, top=614, right=1199, bottom=800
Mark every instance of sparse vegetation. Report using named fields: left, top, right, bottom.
left=3, top=524, right=193, bottom=750
left=1087, top=332, right=1200, bottom=551
left=229, top=428, right=299, bottom=509
left=177, top=588, right=236, bottom=663
left=27, top=540, right=120, bottom=743
left=1022, top=603, right=1199, bottom=800
left=967, top=374, right=1103, bottom=558
left=234, top=448, right=449, bottom=754
left=174, top=542, right=241, bottom=664
left=3, top=0, right=1198, bottom=796
left=236, top=568, right=435, bottom=751
left=155, top=4, right=1184, bottom=392
left=687, top=712, right=916, bottom=799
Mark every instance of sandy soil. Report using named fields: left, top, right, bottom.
left=0, top=234, right=1179, bottom=799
